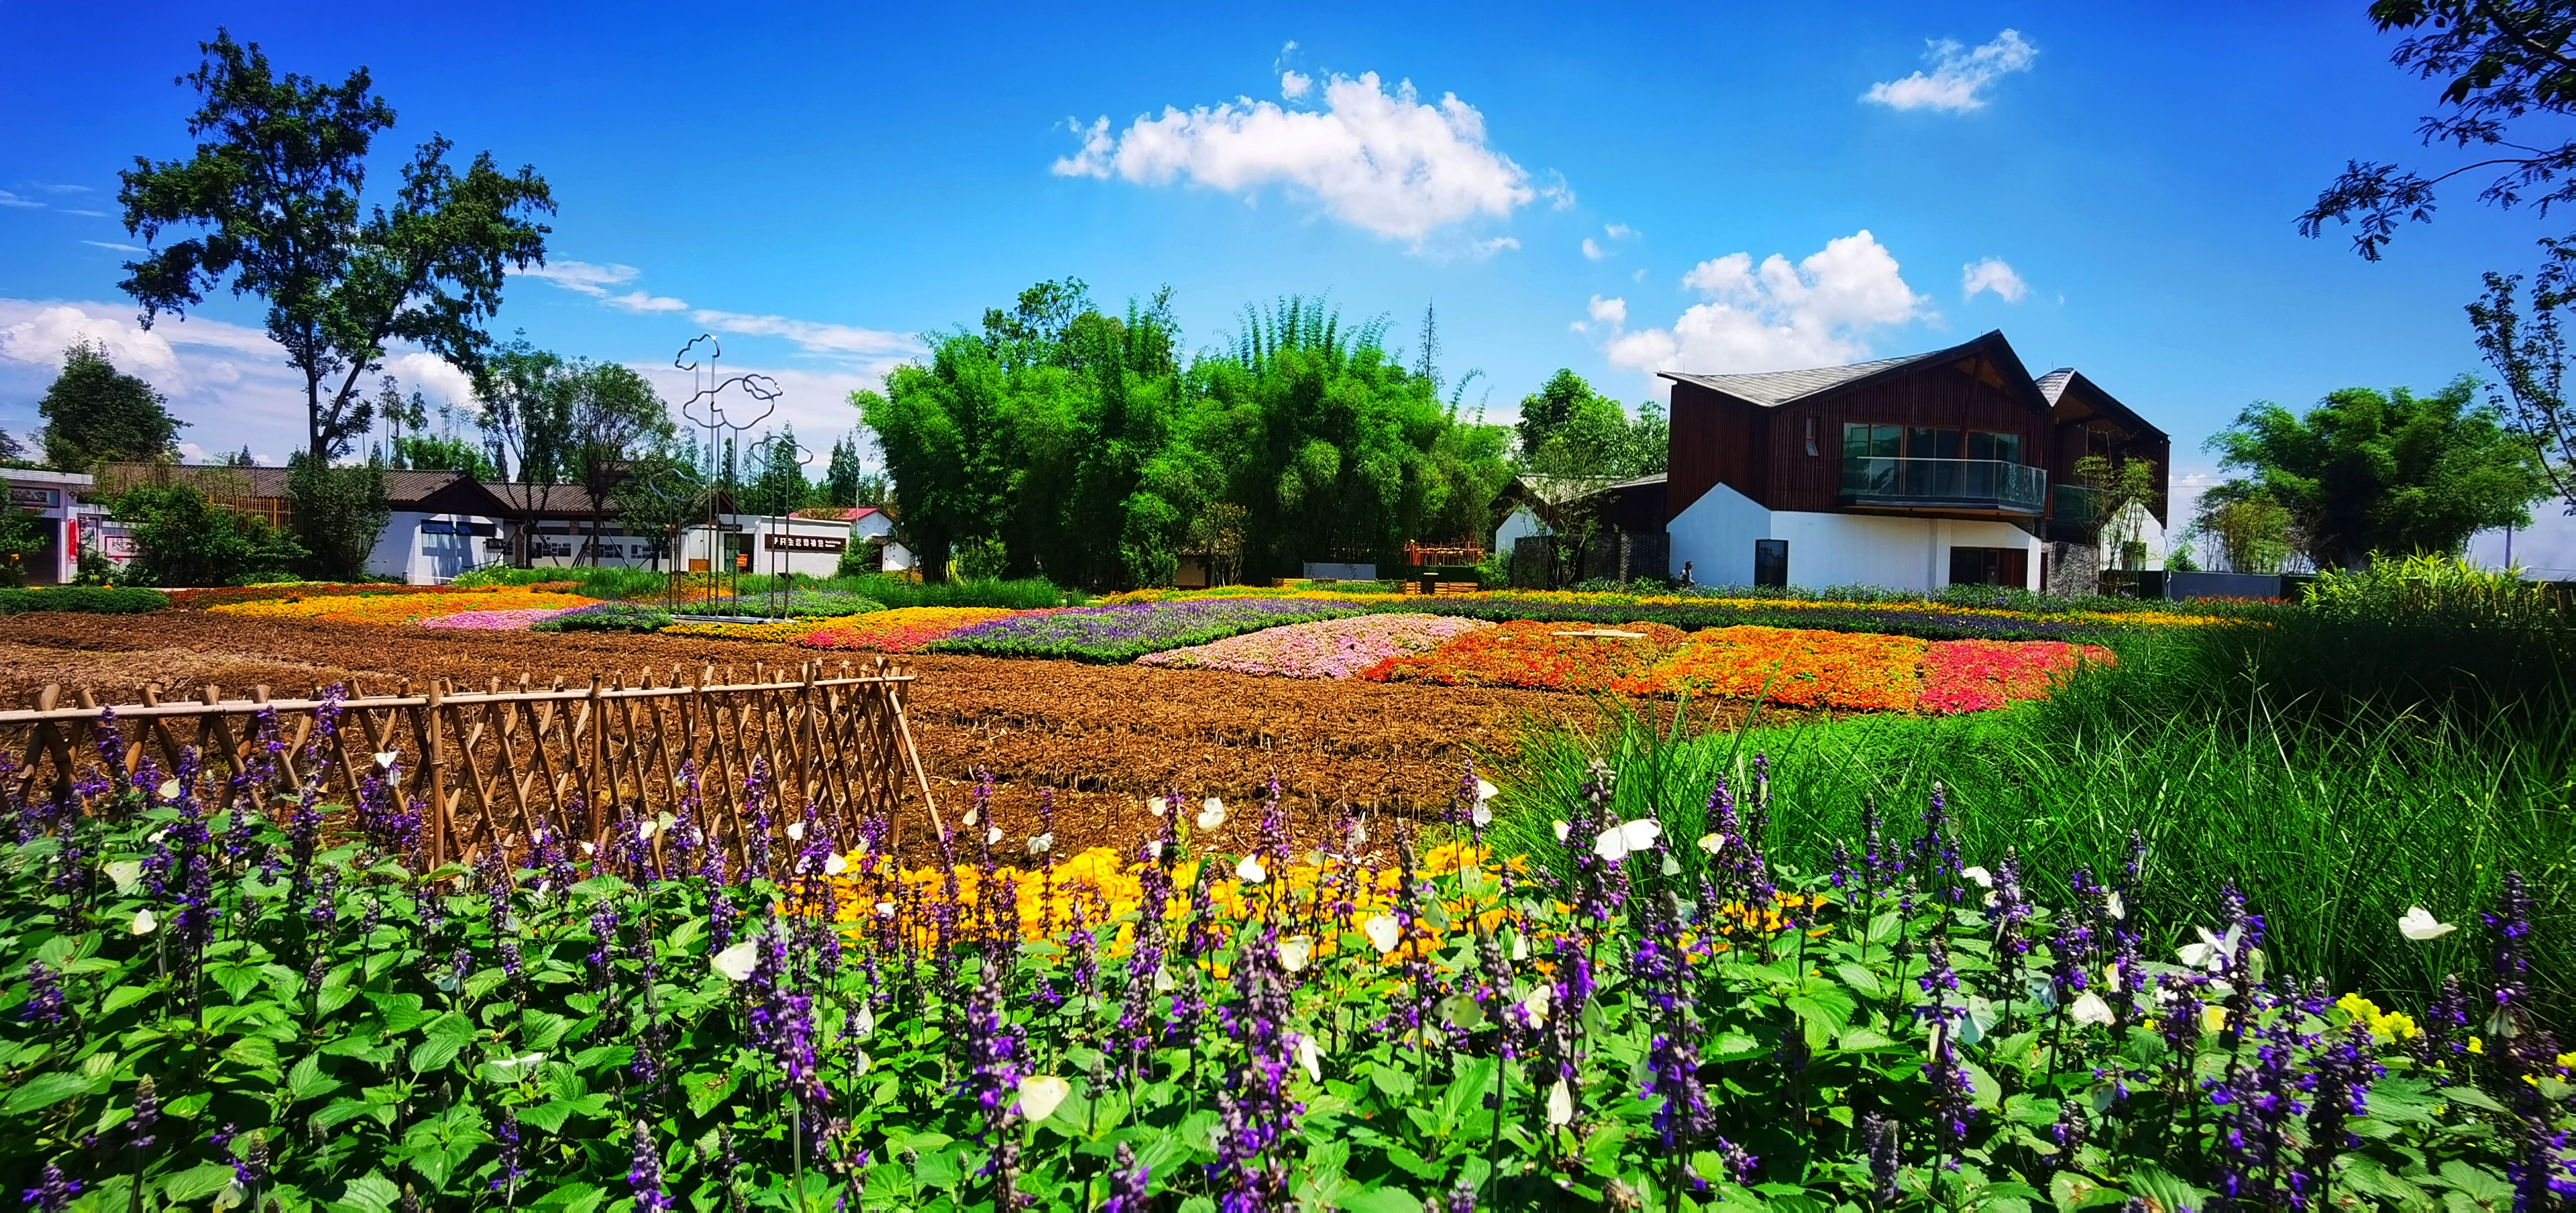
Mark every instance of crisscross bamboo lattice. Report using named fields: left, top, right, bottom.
left=1, top=657, right=939, bottom=872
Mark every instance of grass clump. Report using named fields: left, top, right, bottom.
left=532, top=602, right=672, bottom=633
left=0, top=586, right=168, bottom=615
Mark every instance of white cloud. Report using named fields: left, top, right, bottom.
left=30, top=183, right=92, bottom=195
left=0, top=299, right=480, bottom=464
left=1584, top=222, right=1640, bottom=261
left=639, top=361, right=883, bottom=457
left=1864, top=30, right=2036, bottom=113
left=606, top=291, right=689, bottom=314
left=1053, top=68, right=1542, bottom=246
left=0, top=192, right=40, bottom=209
left=1590, top=230, right=1928, bottom=386
left=83, top=240, right=146, bottom=254
left=687, top=309, right=920, bottom=362
left=1581, top=238, right=1606, bottom=261
left=1961, top=256, right=2028, bottom=303
left=60, top=209, right=108, bottom=218
left=1280, top=70, right=1311, bottom=100
left=518, top=260, right=640, bottom=297
left=1605, top=223, right=1635, bottom=240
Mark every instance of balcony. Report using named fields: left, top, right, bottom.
left=1839, top=457, right=2047, bottom=515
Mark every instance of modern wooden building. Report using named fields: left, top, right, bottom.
left=1660, top=331, right=2167, bottom=592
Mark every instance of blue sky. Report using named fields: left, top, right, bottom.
left=3, top=2, right=2568, bottom=566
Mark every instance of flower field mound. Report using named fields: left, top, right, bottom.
left=0, top=610, right=1766, bottom=859
left=1613, top=625, right=1928, bottom=710
left=417, top=606, right=588, bottom=631
left=794, top=606, right=1032, bottom=653
left=1915, top=637, right=2115, bottom=714
left=659, top=617, right=847, bottom=643
left=1138, top=613, right=1493, bottom=678
left=1360, top=619, right=1688, bottom=692
left=206, top=586, right=597, bottom=624
left=924, top=596, right=1360, bottom=662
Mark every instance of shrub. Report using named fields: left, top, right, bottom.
left=107, top=483, right=307, bottom=586
left=0, top=585, right=168, bottom=615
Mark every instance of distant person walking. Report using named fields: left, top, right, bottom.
left=1676, top=560, right=1695, bottom=588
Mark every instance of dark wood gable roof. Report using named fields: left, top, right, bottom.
left=1658, top=330, right=2053, bottom=418
left=2034, top=368, right=2167, bottom=445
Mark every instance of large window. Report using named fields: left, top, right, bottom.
left=1907, top=427, right=1962, bottom=460
left=1844, top=423, right=1900, bottom=458
left=1967, top=431, right=2023, bottom=463
left=1949, top=545, right=2028, bottom=587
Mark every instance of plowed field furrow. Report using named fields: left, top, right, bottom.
left=0, top=611, right=1770, bottom=854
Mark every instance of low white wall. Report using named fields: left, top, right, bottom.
left=1493, top=507, right=1546, bottom=558
left=369, top=512, right=502, bottom=584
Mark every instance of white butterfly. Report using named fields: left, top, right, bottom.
left=985, top=827, right=1003, bottom=846
left=1592, top=819, right=1662, bottom=862
left=711, top=940, right=759, bottom=982
left=1552, top=821, right=1571, bottom=843
left=1278, top=935, right=1313, bottom=972
left=103, top=861, right=143, bottom=896
left=1471, top=804, right=1493, bottom=829
left=1363, top=914, right=1401, bottom=955
left=1296, top=1034, right=1323, bottom=1083
left=2070, top=992, right=2114, bottom=1027
left=1016, top=1075, right=1071, bottom=1122
left=785, top=821, right=805, bottom=841
left=823, top=853, right=849, bottom=876
left=1197, top=798, right=1226, bottom=831
left=1475, top=779, right=1499, bottom=802
left=1236, top=855, right=1267, bottom=885
left=1546, top=1079, right=1575, bottom=1127
left=1520, top=983, right=1554, bottom=1028
left=129, top=908, right=157, bottom=936
left=1147, top=796, right=1167, bottom=817
left=2398, top=906, right=2456, bottom=941
left=1027, top=833, right=1055, bottom=856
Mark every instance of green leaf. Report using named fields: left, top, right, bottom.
left=205, top=961, right=264, bottom=1002
left=409, top=1033, right=466, bottom=1075
left=1366, top=1062, right=1416, bottom=1103
left=1783, top=996, right=1846, bottom=1051
left=1960, top=1061, right=2004, bottom=1112
left=684, top=1069, right=738, bottom=1118
left=221, top=1035, right=281, bottom=1075
left=315, top=1096, right=396, bottom=1130
left=370, top=993, right=433, bottom=1035
left=529, top=1181, right=605, bottom=1213
left=5, top=1070, right=100, bottom=1115
left=334, top=1173, right=402, bottom=1213
left=1833, top=963, right=1883, bottom=998
left=288, top=1053, right=341, bottom=1102
left=164, top=1163, right=238, bottom=1204
left=1338, top=1186, right=1423, bottom=1213
left=100, top=984, right=156, bottom=1016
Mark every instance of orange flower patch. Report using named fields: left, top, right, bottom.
left=1614, top=625, right=1928, bottom=710
left=1916, top=639, right=2114, bottom=714
left=1357, top=620, right=1687, bottom=692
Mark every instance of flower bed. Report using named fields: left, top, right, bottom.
left=793, top=606, right=1033, bottom=653
left=1916, top=638, right=2115, bottom=713
left=1138, top=613, right=1494, bottom=679
left=1360, top=619, right=1688, bottom=692
left=416, top=606, right=587, bottom=631
left=1613, top=625, right=1929, bottom=710
left=660, top=617, right=847, bottom=643
left=691, top=590, right=887, bottom=619
left=207, top=586, right=596, bottom=624
left=167, top=582, right=577, bottom=609
left=924, top=597, right=1358, bottom=662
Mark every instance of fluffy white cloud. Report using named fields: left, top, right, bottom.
left=1864, top=30, right=2036, bottom=113
left=640, top=361, right=883, bottom=458
left=686, top=310, right=919, bottom=362
left=1280, top=70, right=1312, bottom=99
left=0, top=299, right=481, bottom=466
left=1961, top=257, right=2028, bottom=303
left=1591, top=230, right=1929, bottom=385
left=1581, top=238, right=1606, bottom=261
left=1053, top=69, right=1540, bottom=246
left=1605, top=223, right=1636, bottom=240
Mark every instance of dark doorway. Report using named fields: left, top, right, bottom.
left=1949, top=545, right=2028, bottom=588
left=1754, top=539, right=1788, bottom=588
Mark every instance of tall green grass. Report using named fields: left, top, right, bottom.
left=1487, top=568, right=2576, bottom=1022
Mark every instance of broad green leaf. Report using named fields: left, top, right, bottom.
left=1338, top=1186, right=1423, bottom=1213
left=287, top=1053, right=340, bottom=1102
left=164, top=1163, right=237, bottom=1204
left=2048, top=1171, right=2129, bottom=1211
left=409, top=1034, right=466, bottom=1075
left=100, top=984, right=156, bottom=1016
left=1366, top=1063, right=1416, bottom=1103
left=1833, top=963, right=1883, bottom=998
left=684, top=1069, right=738, bottom=1118
left=315, top=1096, right=396, bottom=1130
left=335, top=1173, right=402, bottom=1213
left=3, top=1070, right=98, bottom=1115
left=529, top=1181, right=604, bottom=1213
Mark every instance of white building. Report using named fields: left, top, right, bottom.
left=4, top=469, right=97, bottom=585
left=364, top=472, right=513, bottom=584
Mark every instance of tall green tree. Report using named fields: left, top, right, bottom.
left=611, top=444, right=704, bottom=573
left=566, top=361, right=671, bottom=564
left=1513, top=368, right=1664, bottom=478
left=287, top=456, right=389, bottom=580
left=741, top=428, right=813, bottom=517
left=2302, top=2, right=2576, bottom=515
left=2204, top=376, right=2552, bottom=570
left=36, top=341, right=186, bottom=470
left=116, top=30, right=553, bottom=462
left=822, top=433, right=867, bottom=507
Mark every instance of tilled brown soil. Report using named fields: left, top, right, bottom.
left=0, top=611, right=1769, bottom=853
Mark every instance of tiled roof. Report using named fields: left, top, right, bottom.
left=1657, top=333, right=2014, bottom=408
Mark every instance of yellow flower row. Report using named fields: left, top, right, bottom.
left=210, top=588, right=598, bottom=624
left=659, top=617, right=845, bottom=642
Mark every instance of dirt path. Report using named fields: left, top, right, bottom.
left=0, top=611, right=1767, bottom=853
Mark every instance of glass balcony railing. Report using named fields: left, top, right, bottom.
left=1839, top=458, right=2047, bottom=514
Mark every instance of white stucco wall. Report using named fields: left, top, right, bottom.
left=1666, top=483, right=2041, bottom=592
left=1666, top=482, right=1771, bottom=586
left=1493, top=507, right=1547, bottom=559
left=368, top=512, right=501, bottom=584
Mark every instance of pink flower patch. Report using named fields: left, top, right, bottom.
left=1139, top=614, right=1495, bottom=680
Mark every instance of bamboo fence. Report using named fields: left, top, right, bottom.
left=0, top=657, right=942, bottom=874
